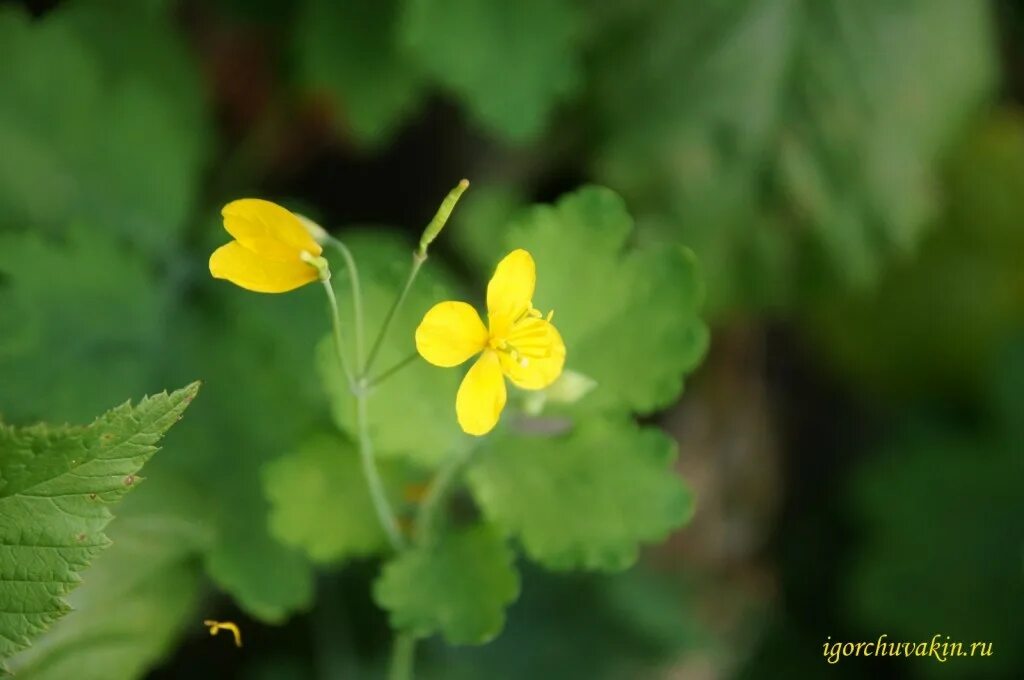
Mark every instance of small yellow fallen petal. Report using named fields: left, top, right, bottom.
left=204, top=620, right=242, bottom=648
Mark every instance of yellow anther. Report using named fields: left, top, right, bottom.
left=204, top=620, right=242, bottom=648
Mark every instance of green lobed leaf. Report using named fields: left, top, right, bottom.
left=6, top=474, right=210, bottom=680
left=0, top=228, right=162, bottom=425
left=485, top=186, right=709, bottom=416
left=263, top=433, right=409, bottom=564
left=295, top=0, right=424, bottom=146
left=466, top=419, right=693, bottom=572
left=317, top=230, right=468, bottom=467
left=399, top=0, right=581, bottom=141
left=0, top=3, right=207, bottom=253
left=0, top=383, right=199, bottom=669
left=373, top=524, right=519, bottom=645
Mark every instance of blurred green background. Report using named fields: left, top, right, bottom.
left=0, top=0, right=1022, bottom=677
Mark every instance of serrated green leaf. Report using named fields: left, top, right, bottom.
left=591, top=0, right=995, bottom=313
left=399, top=0, right=580, bottom=141
left=317, top=230, right=468, bottom=466
left=488, top=186, right=709, bottom=416
left=0, top=3, right=207, bottom=252
left=0, top=383, right=199, bottom=669
left=0, top=228, right=162, bottom=425
left=467, top=419, right=693, bottom=572
left=296, top=0, right=424, bottom=146
left=6, top=474, right=210, bottom=680
left=374, top=524, right=519, bottom=645
left=263, top=433, right=409, bottom=564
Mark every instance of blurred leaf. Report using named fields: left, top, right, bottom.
left=808, top=111, right=1024, bottom=400
left=592, top=0, right=995, bottom=313
left=263, top=433, right=408, bottom=564
left=848, top=431, right=1024, bottom=676
left=466, top=419, right=692, bottom=571
left=0, top=383, right=198, bottom=669
left=0, top=228, right=162, bottom=424
left=318, top=230, right=467, bottom=467
left=374, top=524, right=519, bottom=645
left=490, top=186, right=708, bottom=416
left=296, top=0, right=424, bottom=146
left=7, top=474, right=210, bottom=680
left=159, top=289, right=323, bottom=623
left=424, top=566, right=707, bottom=680
left=399, top=0, right=581, bottom=141
left=0, top=4, right=207, bottom=254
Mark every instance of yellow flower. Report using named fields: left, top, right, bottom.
left=416, top=249, right=566, bottom=436
left=210, top=199, right=324, bottom=293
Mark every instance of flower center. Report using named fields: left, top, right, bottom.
left=489, top=306, right=555, bottom=367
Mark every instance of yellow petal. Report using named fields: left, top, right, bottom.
left=222, top=199, right=323, bottom=261
left=415, top=301, right=489, bottom=367
left=456, top=351, right=507, bottom=436
left=210, top=241, right=319, bottom=293
left=486, top=249, right=535, bottom=337
left=498, top=318, right=566, bottom=390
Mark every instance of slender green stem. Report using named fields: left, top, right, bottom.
left=327, top=237, right=366, bottom=371
left=367, top=352, right=420, bottom=389
left=388, top=632, right=416, bottom=680
left=321, top=275, right=404, bottom=553
left=321, top=279, right=355, bottom=390
left=356, top=390, right=406, bottom=552
left=364, top=253, right=426, bottom=375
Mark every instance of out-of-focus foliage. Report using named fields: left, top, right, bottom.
left=0, top=229, right=162, bottom=423
left=296, top=0, right=580, bottom=143
left=846, top=342, right=1024, bottom=677
left=263, top=433, right=408, bottom=563
left=423, top=567, right=711, bottom=679
left=0, top=384, right=198, bottom=673
left=296, top=0, right=423, bottom=146
left=809, top=112, right=1024, bottom=400
left=0, top=2, right=206, bottom=255
left=589, top=0, right=995, bottom=314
